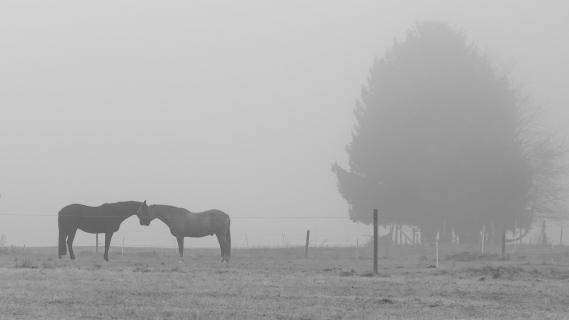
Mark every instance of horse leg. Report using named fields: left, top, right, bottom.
left=176, top=236, right=184, bottom=261
left=58, top=230, right=67, bottom=259
left=67, top=228, right=77, bottom=260
left=215, top=233, right=226, bottom=263
left=104, top=232, right=114, bottom=261
left=225, top=221, right=231, bottom=262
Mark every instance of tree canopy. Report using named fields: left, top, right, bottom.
left=333, top=22, right=566, bottom=242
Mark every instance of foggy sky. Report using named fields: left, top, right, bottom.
left=1, top=1, right=568, bottom=247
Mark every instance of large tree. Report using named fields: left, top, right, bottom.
left=333, top=22, right=566, bottom=243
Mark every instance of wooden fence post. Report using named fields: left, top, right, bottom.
left=304, top=230, right=310, bottom=258
left=373, top=209, right=378, bottom=275
left=501, top=230, right=506, bottom=260
left=490, top=220, right=495, bottom=245
left=96, top=234, right=99, bottom=253
left=514, top=219, right=518, bottom=248
left=541, top=220, right=547, bottom=246
left=480, top=226, right=486, bottom=254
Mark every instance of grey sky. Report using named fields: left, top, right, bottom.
left=1, top=1, right=568, bottom=247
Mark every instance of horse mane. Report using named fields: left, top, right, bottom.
left=149, top=205, right=192, bottom=223
left=100, top=201, right=140, bottom=207
left=149, top=204, right=190, bottom=213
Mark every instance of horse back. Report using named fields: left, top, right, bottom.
left=58, top=204, right=90, bottom=217
left=58, top=204, right=122, bottom=234
left=181, top=209, right=229, bottom=237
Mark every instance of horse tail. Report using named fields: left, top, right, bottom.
left=226, top=217, right=231, bottom=258
left=58, top=212, right=67, bottom=257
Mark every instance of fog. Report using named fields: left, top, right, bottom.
left=1, top=1, right=568, bottom=248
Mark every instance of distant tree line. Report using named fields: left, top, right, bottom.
left=333, top=22, right=567, bottom=243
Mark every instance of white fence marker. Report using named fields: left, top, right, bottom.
left=435, top=231, right=440, bottom=268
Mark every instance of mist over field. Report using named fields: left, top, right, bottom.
left=1, top=1, right=568, bottom=248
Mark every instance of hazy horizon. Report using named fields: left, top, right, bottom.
left=1, top=1, right=568, bottom=248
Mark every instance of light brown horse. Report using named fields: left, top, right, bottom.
left=148, top=204, right=231, bottom=262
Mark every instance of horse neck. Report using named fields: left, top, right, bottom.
left=157, top=214, right=169, bottom=225
left=150, top=205, right=174, bottom=225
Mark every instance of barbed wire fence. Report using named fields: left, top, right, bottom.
left=0, top=212, right=567, bottom=256
left=0, top=212, right=376, bottom=250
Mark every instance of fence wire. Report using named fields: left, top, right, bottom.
left=0, top=213, right=567, bottom=249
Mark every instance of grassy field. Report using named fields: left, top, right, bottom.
left=1, top=244, right=569, bottom=319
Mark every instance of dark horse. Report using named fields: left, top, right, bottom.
left=148, top=205, right=231, bottom=262
left=58, top=201, right=151, bottom=261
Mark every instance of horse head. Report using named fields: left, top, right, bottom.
left=136, top=200, right=151, bottom=226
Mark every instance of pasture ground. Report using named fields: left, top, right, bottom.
left=1, top=244, right=569, bottom=319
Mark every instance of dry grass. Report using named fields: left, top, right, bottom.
left=1, top=245, right=569, bottom=319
